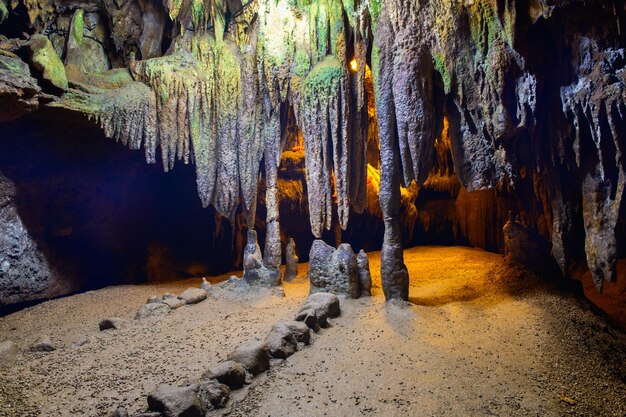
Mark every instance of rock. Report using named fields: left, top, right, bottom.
left=308, top=240, right=360, bottom=298
left=99, top=317, right=124, bottom=331
left=163, top=297, right=186, bottom=309
left=30, top=336, right=55, bottom=352
left=64, top=9, right=110, bottom=74
left=283, top=320, right=311, bottom=345
left=227, top=340, right=270, bottom=376
left=357, top=250, right=372, bottom=296
left=147, top=384, right=204, bottom=417
left=503, top=216, right=558, bottom=276
left=202, top=360, right=246, bottom=390
left=306, top=292, right=341, bottom=318
left=197, top=379, right=230, bottom=409
left=179, top=288, right=207, bottom=304
left=296, top=293, right=341, bottom=332
left=162, top=292, right=177, bottom=299
left=243, top=230, right=280, bottom=286
left=147, top=295, right=161, bottom=304
left=265, top=322, right=298, bottom=359
left=0, top=340, right=16, bottom=364
left=284, top=238, right=299, bottom=282
left=295, top=305, right=326, bottom=331
left=200, top=277, right=211, bottom=291
left=25, top=34, right=68, bottom=91
left=135, top=302, right=170, bottom=319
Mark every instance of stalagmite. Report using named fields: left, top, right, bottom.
left=372, top=11, right=409, bottom=300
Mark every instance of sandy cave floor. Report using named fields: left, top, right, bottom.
left=0, top=246, right=625, bottom=417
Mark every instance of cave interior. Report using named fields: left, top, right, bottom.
left=0, top=0, right=626, bottom=415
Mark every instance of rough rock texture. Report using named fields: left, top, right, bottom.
left=226, top=340, right=270, bottom=376
left=243, top=229, right=280, bottom=286
left=308, top=240, right=360, bottom=298
left=202, top=360, right=246, bottom=390
left=25, top=34, right=68, bottom=91
left=295, top=292, right=341, bottom=332
left=284, top=237, right=298, bottom=282
left=0, top=173, right=71, bottom=307
left=356, top=250, right=372, bottom=297
left=265, top=321, right=298, bottom=359
left=147, top=384, right=204, bottom=417
left=197, top=379, right=230, bottom=410
left=0, top=55, right=41, bottom=122
left=503, top=216, right=555, bottom=275
left=135, top=302, right=170, bottom=319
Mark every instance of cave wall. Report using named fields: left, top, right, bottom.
left=0, top=0, right=624, bottom=305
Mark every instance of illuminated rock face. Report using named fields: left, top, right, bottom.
left=0, top=0, right=624, bottom=303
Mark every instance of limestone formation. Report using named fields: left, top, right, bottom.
left=25, top=34, right=68, bottom=91
left=0, top=0, right=625, bottom=307
left=243, top=229, right=280, bottom=286
left=308, top=240, right=360, bottom=298
left=356, top=250, right=372, bottom=297
left=284, top=238, right=299, bottom=282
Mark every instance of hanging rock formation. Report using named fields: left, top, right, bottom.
left=0, top=0, right=625, bottom=305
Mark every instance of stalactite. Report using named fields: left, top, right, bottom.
left=300, top=57, right=350, bottom=237
left=561, top=40, right=625, bottom=290
left=53, top=81, right=158, bottom=164
left=132, top=35, right=243, bottom=219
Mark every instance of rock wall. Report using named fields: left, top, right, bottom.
left=0, top=0, right=624, bottom=304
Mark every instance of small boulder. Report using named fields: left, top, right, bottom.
left=147, top=295, right=162, bottom=304
left=202, top=360, right=246, bottom=389
left=30, top=336, right=55, bottom=352
left=227, top=341, right=270, bottom=376
left=163, top=297, right=186, bottom=310
left=135, top=303, right=170, bottom=319
left=295, top=306, right=325, bottom=332
left=283, top=320, right=311, bottom=345
left=197, top=379, right=230, bottom=410
left=306, top=292, right=341, bottom=318
left=357, top=250, right=372, bottom=296
left=200, top=278, right=211, bottom=291
left=265, top=322, right=298, bottom=359
left=25, top=34, right=68, bottom=91
left=99, top=317, right=124, bottom=331
left=147, top=384, right=204, bottom=417
left=179, top=288, right=207, bottom=304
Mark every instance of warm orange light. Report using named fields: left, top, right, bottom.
left=349, top=58, right=358, bottom=72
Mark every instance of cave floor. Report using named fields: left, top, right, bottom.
left=0, top=246, right=625, bottom=417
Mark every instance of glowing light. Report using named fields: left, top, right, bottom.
left=350, top=58, right=358, bottom=73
